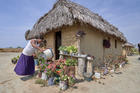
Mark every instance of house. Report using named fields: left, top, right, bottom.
left=25, top=0, right=126, bottom=63
left=122, top=42, right=134, bottom=56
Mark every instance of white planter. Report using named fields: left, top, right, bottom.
left=41, top=72, right=48, bottom=80
left=60, top=51, right=63, bottom=54
left=94, top=72, right=101, bottom=79
left=110, top=69, right=115, bottom=73
left=119, top=64, right=122, bottom=68
left=59, top=81, right=67, bottom=91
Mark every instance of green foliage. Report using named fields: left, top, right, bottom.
left=17, top=46, right=22, bottom=48
left=46, top=68, right=55, bottom=77
left=9, top=46, right=13, bottom=48
left=58, top=46, right=67, bottom=51
left=58, top=45, right=78, bottom=54
left=60, top=75, right=69, bottom=81
left=66, top=46, right=77, bottom=54
left=35, top=79, right=47, bottom=87
left=68, top=76, right=75, bottom=86
left=131, top=48, right=139, bottom=55
left=65, top=59, right=77, bottom=66
left=11, top=55, right=20, bottom=64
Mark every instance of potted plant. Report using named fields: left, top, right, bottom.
left=46, top=62, right=57, bottom=86
left=68, top=76, right=75, bottom=86
left=11, top=57, right=18, bottom=64
left=65, top=59, right=77, bottom=66
left=11, top=55, right=19, bottom=64
left=59, top=46, right=65, bottom=54
left=47, top=69, right=55, bottom=86
left=59, top=74, right=68, bottom=90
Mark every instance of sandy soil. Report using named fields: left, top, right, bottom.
left=0, top=52, right=140, bottom=93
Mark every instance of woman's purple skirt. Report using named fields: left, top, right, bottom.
left=14, top=53, right=35, bottom=75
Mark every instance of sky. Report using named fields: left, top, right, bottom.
left=0, top=0, right=140, bottom=48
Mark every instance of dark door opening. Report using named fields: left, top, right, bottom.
left=55, top=31, right=61, bottom=59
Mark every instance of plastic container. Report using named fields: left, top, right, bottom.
left=41, top=72, right=48, bottom=80
left=43, top=48, right=54, bottom=59
left=48, top=77, right=54, bottom=86
left=94, top=72, right=101, bottom=79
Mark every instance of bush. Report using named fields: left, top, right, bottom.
left=131, top=48, right=139, bottom=55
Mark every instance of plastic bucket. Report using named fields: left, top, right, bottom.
left=43, top=48, right=54, bottom=59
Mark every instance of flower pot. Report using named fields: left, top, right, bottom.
left=48, top=77, right=54, bottom=86
left=60, top=51, right=63, bottom=54
left=70, top=53, right=75, bottom=56
left=64, top=51, right=68, bottom=54
left=41, top=72, right=48, bottom=80
left=94, top=72, right=101, bottom=79
left=83, top=72, right=93, bottom=81
left=12, top=59, right=17, bottom=64
left=59, top=81, right=68, bottom=91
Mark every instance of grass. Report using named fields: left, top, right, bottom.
left=35, top=79, right=48, bottom=87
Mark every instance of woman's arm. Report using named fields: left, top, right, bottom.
left=30, top=39, right=43, bottom=52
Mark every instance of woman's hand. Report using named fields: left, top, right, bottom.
left=39, top=48, right=44, bottom=52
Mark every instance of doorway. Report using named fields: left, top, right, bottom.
left=55, top=31, right=62, bottom=59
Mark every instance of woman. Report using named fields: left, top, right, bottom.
left=14, top=37, right=44, bottom=76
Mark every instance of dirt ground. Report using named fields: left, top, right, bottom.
left=0, top=52, right=140, bottom=93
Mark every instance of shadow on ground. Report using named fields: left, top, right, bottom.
left=20, top=71, right=38, bottom=81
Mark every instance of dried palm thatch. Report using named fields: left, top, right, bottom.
left=123, top=42, right=134, bottom=48
left=25, top=0, right=126, bottom=42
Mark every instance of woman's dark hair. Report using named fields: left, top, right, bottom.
left=35, top=35, right=44, bottom=40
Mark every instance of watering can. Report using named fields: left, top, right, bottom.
left=43, top=48, right=54, bottom=59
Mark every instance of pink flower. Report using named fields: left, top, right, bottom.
left=40, top=64, right=44, bottom=66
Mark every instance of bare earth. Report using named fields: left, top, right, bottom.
left=0, top=52, right=140, bottom=93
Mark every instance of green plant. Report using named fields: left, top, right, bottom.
left=35, top=79, right=48, bottom=87
left=65, top=59, right=77, bottom=66
left=11, top=55, right=20, bottom=64
left=68, top=76, right=75, bottom=86
left=131, top=48, right=139, bottom=55
left=58, top=46, right=66, bottom=51
left=60, top=75, right=69, bottom=81
left=66, top=46, right=77, bottom=54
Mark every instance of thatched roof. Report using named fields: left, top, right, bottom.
left=123, top=42, right=134, bottom=47
left=25, top=0, right=126, bottom=42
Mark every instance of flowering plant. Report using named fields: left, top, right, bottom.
left=39, top=61, right=49, bottom=72
left=45, top=62, right=57, bottom=77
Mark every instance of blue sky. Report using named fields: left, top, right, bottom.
left=0, top=0, right=140, bottom=48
